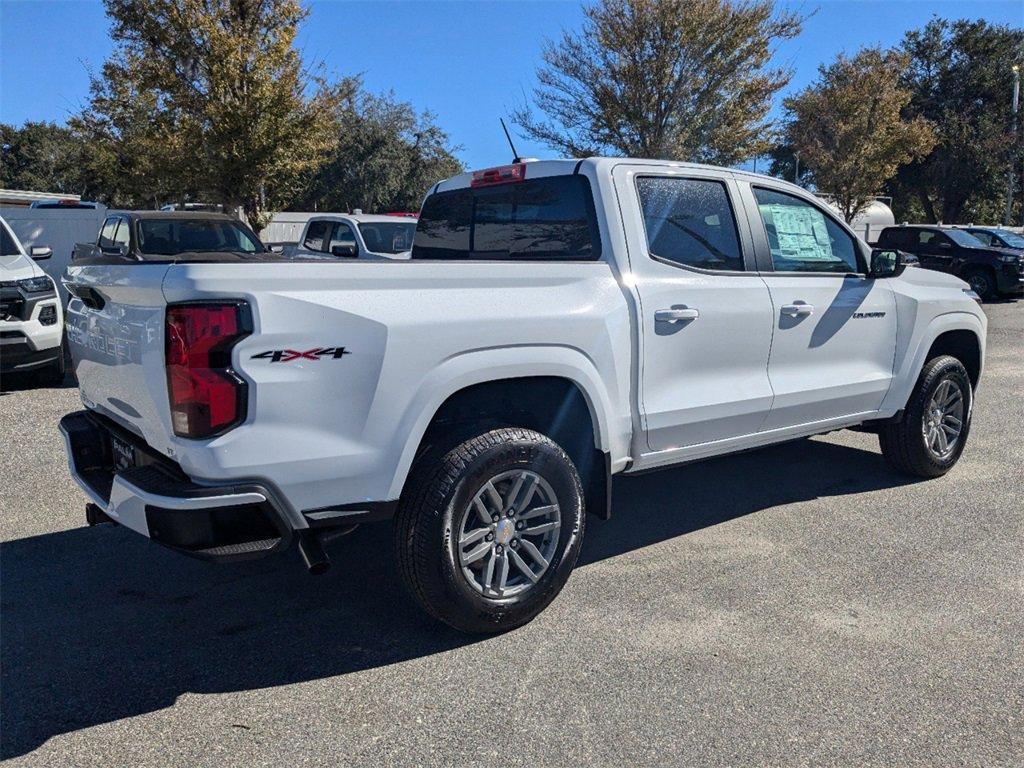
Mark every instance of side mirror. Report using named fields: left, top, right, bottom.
left=30, top=246, right=53, bottom=261
left=331, top=244, right=358, bottom=258
left=870, top=248, right=902, bottom=279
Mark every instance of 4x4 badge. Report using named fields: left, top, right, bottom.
left=251, top=347, right=351, bottom=363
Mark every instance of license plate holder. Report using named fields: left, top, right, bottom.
left=109, top=432, right=136, bottom=472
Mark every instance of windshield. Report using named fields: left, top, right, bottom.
left=945, top=229, right=986, bottom=247
left=993, top=231, right=1024, bottom=248
left=137, top=218, right=264, bottom=256
left=1, top=223, right=20, bottom=256
left=358, top=222, right=416, bottom=254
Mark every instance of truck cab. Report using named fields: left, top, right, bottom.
left=291, top=214, right=417, bottom=260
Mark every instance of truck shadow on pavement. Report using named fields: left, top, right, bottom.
left=1, top=437, right=918, bottom=759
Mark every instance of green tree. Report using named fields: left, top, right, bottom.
left=0, top=122, right=92, bottom=196
left=512, top=0, right=804, bottom=164
left=294, top=88, right=463, bottom=213
left=781, top=48, right=935, bottom=222
left=76, top=0, right=342, bottom=226
left=890, top=19, right=1024, bottom=224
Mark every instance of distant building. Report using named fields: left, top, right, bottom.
left=0, top=189, right=82, bottom=207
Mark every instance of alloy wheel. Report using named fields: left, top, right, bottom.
left=921, top=378, right=965, bottom=459
left=456, top=469, right=561, bottom=598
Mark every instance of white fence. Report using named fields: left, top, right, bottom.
left=0, top=206, right=107, bottom=301
left=260, top=211, right=318, bottom=245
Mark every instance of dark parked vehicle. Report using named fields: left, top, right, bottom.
left=875, top=225, right=1023, bottom=301
left=72, top=211, right=269, bottom=262
left=963, top=227, right=1024, bottom=253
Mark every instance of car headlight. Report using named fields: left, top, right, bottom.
left=17, top=276, right=53, bottom=293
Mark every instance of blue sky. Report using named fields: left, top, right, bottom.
left=1, top=0, right=1022, bottom=170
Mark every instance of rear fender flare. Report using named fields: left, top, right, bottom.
left=385, top=345, right=617, bottom=500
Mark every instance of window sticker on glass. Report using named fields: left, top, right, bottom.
left=759, top=204, right=834, bottom=262
left=753, top=187, right=858, bottom=273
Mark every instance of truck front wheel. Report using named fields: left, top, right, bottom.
left=393, top=427, right=585, bottom=634
left=878, top=355, right=972, bottom=478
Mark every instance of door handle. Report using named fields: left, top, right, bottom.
left=655, top=308, right=699, bottom=323
left=780, top=303, right=813, bottom=317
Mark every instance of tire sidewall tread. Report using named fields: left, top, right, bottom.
left=394, top=427, right=585, bottom=634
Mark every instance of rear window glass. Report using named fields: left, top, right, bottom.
left=412, top=175, right=600, bottom=261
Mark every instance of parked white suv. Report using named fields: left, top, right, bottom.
left=1, top=216, right=64, bottom=384
left=60, top=159, right=986, bottom=632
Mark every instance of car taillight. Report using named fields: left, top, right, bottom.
left=165, top=302, right=251, bottom=439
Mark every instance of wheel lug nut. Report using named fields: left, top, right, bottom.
left=485, top=533, right=494, bottom=541
left=506, top=509, right=515, bottom=518
left=516, top=521, right=524, bottom=530
left=491, top=514, right=499, bottom=523
left=495, top=545, right=503, bottom=554
left=511, top=540, right=519, bottom=549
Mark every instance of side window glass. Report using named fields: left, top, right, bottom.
left=98, top=218, right=118, bottom=248
left=636, top=177, right=744, bottom=271
left=329, top=222, right=356, bottom=251
left=303, top=220, right=332, bottom=251
left=753, top=187, right=859, bottom=274
left=112, top=218, right=131, bottom=249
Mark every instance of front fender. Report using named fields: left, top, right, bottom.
left=880, top=310, right=986, bottom=415
left=384, top=344, right=623, bottom=500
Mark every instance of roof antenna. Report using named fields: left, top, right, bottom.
left=500, top=118, right=523, bottom=163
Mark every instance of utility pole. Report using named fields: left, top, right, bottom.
left=794, top=152, right=800, bottom=186
left=1006, top=64, right=1020, bottom=225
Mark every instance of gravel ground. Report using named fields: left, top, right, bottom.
left=2, top=302, right=1021, bottom=767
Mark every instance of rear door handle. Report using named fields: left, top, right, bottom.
left=655, top=308, right=700, bottom=323
left=780, top=303, right=813, bottom=317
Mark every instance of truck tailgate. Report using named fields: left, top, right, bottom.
left=64, top=263, right=175, bottom=452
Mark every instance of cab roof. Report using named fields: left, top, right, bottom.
left=432, top=157, right=809, bottom=198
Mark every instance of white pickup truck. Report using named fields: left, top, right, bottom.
left=60, top=159, right=987, bottom=633
left=282, top=213, right=417, bottom=259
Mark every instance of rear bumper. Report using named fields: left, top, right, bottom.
left=59, top=410, right=294, bottom=561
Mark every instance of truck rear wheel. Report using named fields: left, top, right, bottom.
left=393, top=427, right=585, bottom=634
left=878, top=355, right=972, bottom=478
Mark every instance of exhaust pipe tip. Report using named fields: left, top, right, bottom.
left=298, top=531, right=331, bottom=575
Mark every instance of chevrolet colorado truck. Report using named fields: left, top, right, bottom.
left=1, top=215, right=64, bottom=383
left=284, top=213, right=417, bottom=259
left=60, top=159, right=987, bottom=633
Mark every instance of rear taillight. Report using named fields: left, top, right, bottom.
left=165, top=302, right=251, bottom=439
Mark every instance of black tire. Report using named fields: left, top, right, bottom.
left=393, top=427, right=585, bottom=634
left=962, top=268, right=995, bottom=301
left=36, top=347, right=65, bottom=386
left=879, top=355, right=972, bottom=478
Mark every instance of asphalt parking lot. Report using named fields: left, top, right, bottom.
left=1, top=302, right=1021, bottom=767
